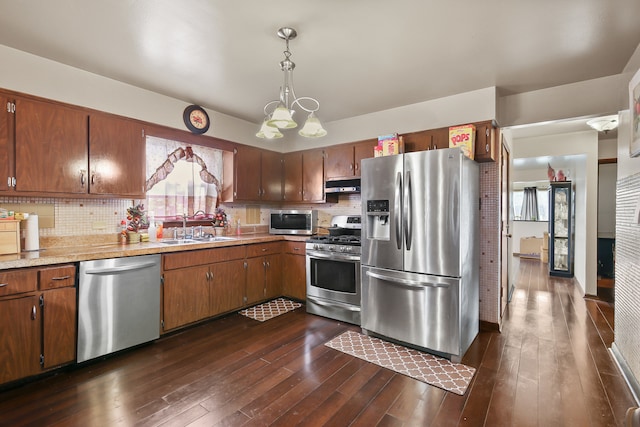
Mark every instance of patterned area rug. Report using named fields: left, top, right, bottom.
left=325, top=330, right=476, bottom=395
left=239, top=298, right=302, bottom=322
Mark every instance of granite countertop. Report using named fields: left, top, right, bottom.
left=0, top=234, right=310, bottom=270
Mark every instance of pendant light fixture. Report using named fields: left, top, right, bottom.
left=586, top=115, right=619, bottom=133
left=256, top=27, right=327, bottom=139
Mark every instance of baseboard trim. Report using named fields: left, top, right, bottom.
left=610, top=343, right=640, bottom=406
left=480, top=320, right=500, bottom=332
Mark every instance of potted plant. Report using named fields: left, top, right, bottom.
left=124, top=203, right=148, bottom=243
left=212, top=208, right=227, bottom=236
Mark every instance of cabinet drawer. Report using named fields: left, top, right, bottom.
left=39, top=265, right=76, bottom=290
left=246, top=242, right=283, bottom=258
left=284, top=241, right=306, bottom=255
left=163, top=246, right=247, bottom=270
left=0, top=269, right=38, bottom=296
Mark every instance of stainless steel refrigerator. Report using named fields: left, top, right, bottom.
left=361, top=148, right=479, bottom=362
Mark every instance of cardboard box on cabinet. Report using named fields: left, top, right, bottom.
left=520, top=236, right=543, bottom=259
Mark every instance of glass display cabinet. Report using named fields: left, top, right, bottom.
left=548, top=181, right=574, bottom=277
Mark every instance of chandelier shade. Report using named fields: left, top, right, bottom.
left=586, top=115, right=618, bottom=133
left=299, top=112, right=328, bottom=138
left=257, top=27, right=326, bottom=139
left=255, top=116, right=284, bottom=139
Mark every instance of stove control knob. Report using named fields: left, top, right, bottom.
left=313, top=244, right=320, bottom=250
left=329, top=246, right=336, bottom=251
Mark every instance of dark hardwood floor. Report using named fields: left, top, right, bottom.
left=0, top=259, right=635, bottom=426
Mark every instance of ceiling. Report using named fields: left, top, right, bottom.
left=1, top=1, right=639, bottom=131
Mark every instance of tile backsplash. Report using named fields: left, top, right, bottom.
left=0, top=193, right=363, bottom=238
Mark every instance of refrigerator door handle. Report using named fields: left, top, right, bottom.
left=395, top=171, right=402, bottom=250
left=404, top=170, right=413, bottom=250
left=366, top=270, right=450, bottom=289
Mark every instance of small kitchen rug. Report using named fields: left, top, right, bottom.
left=239, top=298, right=302, bottom=322
left=324, top=330, right=475, bottom=395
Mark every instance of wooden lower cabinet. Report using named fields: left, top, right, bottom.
left=245, top=253, right=282, bottom=305
left=0, top=264, right=77, bottom=386
left=42, top=287, right=76, bottom=369
left=282, top=242, right=306, bottom=301
left=210, top=259, right=245, bottom=315
left=162, top=246, right=248, bottom=332
left=245, top=242, right=283, bottom=305
left=0, top=295, right=41, bottom=384
left=163, top=265, right=211, bottom=331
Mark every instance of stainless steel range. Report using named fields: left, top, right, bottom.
left=306, top=215, right=361, bottom=325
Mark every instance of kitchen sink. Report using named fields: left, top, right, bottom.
left=160, top=236, right=236, bottom=245
left=160, top=239, right=199, bottom=245
left=192, top=236, right=236, bottom=242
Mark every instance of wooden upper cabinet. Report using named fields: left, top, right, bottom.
left=89, top=113, right=145, bottom=197
left=233, top=145, right=282, bottom=202
left=234, top=145, right=262, bottom=201
left=325, top=139, right=376, bottom=180
left=353, top=139, right=377, bottom=176
left=403, top=128, right=448, bottom=152
left=325, top=144, right=355, bottom=180
left=14, top=97, right=88, bottom=194
left=474, top=120, right=498, bottom=162
left=283, top=151, right=303, bottom=202
left=302, top=148, right=325, bottom=202
left=261, top=149, right=283, bottom=202
left=0, top=94, right=14, bottom=192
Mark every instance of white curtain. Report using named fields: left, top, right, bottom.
left=520, top=187, right=539, bottom=221
left=145, top=136, right=223, bottom=219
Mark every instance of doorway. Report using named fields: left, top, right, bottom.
left=597, top=160, right=617, bottom=303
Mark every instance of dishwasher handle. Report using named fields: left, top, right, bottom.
left=366, top=270, right=450, bottom=289
left=84, top=261, right=158, bottom=276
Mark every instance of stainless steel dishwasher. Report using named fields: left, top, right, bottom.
left=77, top=254, right=161, bottom=363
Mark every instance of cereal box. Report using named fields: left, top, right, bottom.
left=449, top=124, right=475, bottom=160
left=378, top=133, right=400, bottom=156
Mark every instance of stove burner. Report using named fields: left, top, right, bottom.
left=307, top=235, right=361, bottom=245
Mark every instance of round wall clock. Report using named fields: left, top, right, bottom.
left=183, top=105, right=210, bottom=134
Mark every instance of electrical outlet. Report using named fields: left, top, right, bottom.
left=92, top=221, right=107, bottom=230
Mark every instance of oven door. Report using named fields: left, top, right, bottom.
left=306, top=250, right=361, bottom=307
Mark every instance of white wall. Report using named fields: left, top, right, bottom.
left=0, top=45, right=261, bottom=147
left=511, top=132, right=598, bottom=296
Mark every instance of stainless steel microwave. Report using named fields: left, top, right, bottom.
left=269, top=209, right=318, bottom=235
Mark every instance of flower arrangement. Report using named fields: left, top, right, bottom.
left=212, top=207, right=227, bottom=228
left=125, top=203, right=148, bottom=233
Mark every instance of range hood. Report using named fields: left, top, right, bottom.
left=325, top=178, right=361, bottom=194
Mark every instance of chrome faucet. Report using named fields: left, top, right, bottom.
left=180, top=213, right=188, bottom=238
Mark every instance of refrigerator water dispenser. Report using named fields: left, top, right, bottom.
left=366, top=200, right=390, bottom=240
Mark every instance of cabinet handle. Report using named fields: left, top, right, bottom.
left=0, top=283, right=8, bottom=288
left=91, top=173, right=96, bottom=185
left=6, top=177, right=11, bottom=188
left=263, top=261, right=266, bottom=267
left=31, top=305, right=37, bottom=320
left=262, top=248, right=267, bottom=252
left=293, top=247, right=300, bottom=251
left=51, top=275, right=71, bottom=281
left=11, top=177, right=15, bottom=187
left=350, top=164, right=353, bottom=170
left=485, top=143, right=490, bottom=153
left=80, top=170, right=86, bottom=186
